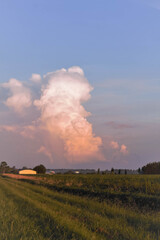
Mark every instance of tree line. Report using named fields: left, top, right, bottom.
left=142, top=162, right=160, bottom=174
left=0, top=161, right=18, bottom=174
left=1, top=160, right=160, bottom=175
left=0, top=162, right=46, bottom=174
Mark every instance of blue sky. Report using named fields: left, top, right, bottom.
left=0, top=0, right=160, bottom=169
left=1, top=0, right=160, bottom=82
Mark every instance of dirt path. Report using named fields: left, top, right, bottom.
left=3, top=173, right=38, bottom=181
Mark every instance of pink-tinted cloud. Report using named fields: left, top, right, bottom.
left=34, top=66, right=102, bottom=162
left=29, top=73, right=41, bottom=83
left=2, top=78, right=32, bottom=113
left=110, top=141, right=119, bottom=149
left=20, top=125, right=36, bottom=139
left=120, top=144, right=129, bottom=155
left=106, top=121, right=135, bottom=129
left=110, top=140, right=129, bottom=155
left=37, top=146, right=53, bottom=162
left=1, top=66, right=131, bottom=165
left=0, top=125, right=18, bottom=133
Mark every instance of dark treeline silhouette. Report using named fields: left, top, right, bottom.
left=33, top=164, right=46, bottom=174
left=142, top=162, right=160, bottom=174
left=0, top=162, right=47, bottom=174
left=1, top=160, right=160, bottom=175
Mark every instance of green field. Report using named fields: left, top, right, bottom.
left=0, top=174, right=160, bottom=240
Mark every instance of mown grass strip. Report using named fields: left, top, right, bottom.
left=0, top=185, right=47, bottom=240
left=2, top=177, right=160, bottom=240
left=5, top=176, right=160, bottom=232
left=0, top=178, right=100, bottom=240
left=2, top=178, right=138, bottom=240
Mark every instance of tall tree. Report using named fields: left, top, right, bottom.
left=0, top=161, right=8, bottom=173
left=111, top=168, right=114, bottom=174
left=33, top=164, right=46, bottom=174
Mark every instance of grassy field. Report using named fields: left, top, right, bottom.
left=0, top=174, right=160, bottom=240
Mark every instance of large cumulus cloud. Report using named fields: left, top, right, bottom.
left=34, top=66, right=102, bottom=162
left=0, top=66, right=129, bottom=165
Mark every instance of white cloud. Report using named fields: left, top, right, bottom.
left=2, top=67, right=136, bottom=165
left=0, top=67, right=131, bottom=165
left=34, top=66, right=102, bottom=162
left=2, top=78, right=32, bottom=113
left=30, top=74, right=41, bottom=83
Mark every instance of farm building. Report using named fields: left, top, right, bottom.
left=46, top=171, right=55, bottom=175
left=19, top=169, right=37, bottom=175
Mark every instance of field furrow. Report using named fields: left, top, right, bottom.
left=0, top=176, right=160, bottom=240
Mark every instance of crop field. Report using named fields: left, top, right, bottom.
left=0, top=174, right=160, bottom=240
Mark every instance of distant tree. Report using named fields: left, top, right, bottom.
left=142, top=162, right=160, bottom=174
left=22, top=166, right=28, bottom=170
left=0, top=162, right=18, bottom=174
left=33, top=164, right=46, bottom=174
left=0, top=161, right=9, bottom=173
left=118, top=169, right=121, bottom=175
left=10, top=166, right=18, bottom=174
left=64, top=170, right=74, bottom=174
left=138, top=168, right=141, bottom=174
left=111, top=168, right=114, bottom=174
left=125, top=169, right=127, bottom=175
left=97, top=168, right=100, bottom=174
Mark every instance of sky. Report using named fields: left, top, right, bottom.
left=0, top=0, right=160, bottom=170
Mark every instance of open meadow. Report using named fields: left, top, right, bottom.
left=1, top=174, right=160, bottom=240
